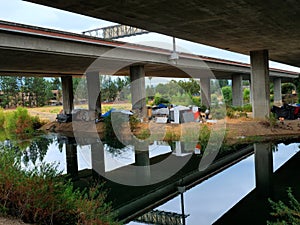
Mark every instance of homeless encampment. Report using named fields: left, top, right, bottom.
left=271, top=104, right=300, bottom=120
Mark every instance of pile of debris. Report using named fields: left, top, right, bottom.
left=271, top=104, right=300, bottom=120
left=149, top=104, right=209, bottom=124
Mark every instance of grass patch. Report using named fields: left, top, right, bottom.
left=163, top=130, right=180, bottom=141
left=135, top=128, right=151, bottom=140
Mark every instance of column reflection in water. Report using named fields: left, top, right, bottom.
left=91, top=142, right=105, bottom=177
left=66, top=143, right=78, bottom=179
left=254, top=143, right=273, bottom=198
left=134, top=145, right=151, bottom=184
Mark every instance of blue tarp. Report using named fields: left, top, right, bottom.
left=157, top=103, right=167, bottom=108
left=101, top=108, right=115, bottom=117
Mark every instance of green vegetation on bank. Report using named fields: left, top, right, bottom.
left=0, top=147, right=120, bottom=225
left=0, top=107, right=44, bottom=138
left=268, top=188, right=300, bottom=224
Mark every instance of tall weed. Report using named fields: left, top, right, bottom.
left=0, top=147, right=120, bottom=225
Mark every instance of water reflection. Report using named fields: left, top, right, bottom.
left=2, top=134, right=300, bottom=225
left=128, top=142, right=300, bottom=225
left=254, top=143, right=273, bottom=198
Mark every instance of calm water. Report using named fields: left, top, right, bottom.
left=3, top=134, right=300, bottom=225
left=128, top=142, right=300, bottom=225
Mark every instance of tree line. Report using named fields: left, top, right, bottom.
left=0, top=77, right=60, bottom=108
left=1, top=75, right=295, bottom=109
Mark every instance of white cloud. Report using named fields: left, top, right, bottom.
left=0, top=0, right=115, bottom=32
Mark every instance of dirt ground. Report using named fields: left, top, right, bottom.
left=41, top=116, right=300, bottom=145
left=0, top=217, right=29, bottom=225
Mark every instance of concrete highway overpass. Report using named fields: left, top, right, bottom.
left=0, top=19, right=299, bottom=118
left=21, top=1, right=300, bottom=118
left=1, top=21, right=296, bottom=80
left=24, top=0, right=300, bottom=69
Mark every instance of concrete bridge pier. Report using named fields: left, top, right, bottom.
left=250, top=50, right=270, bottom=119
left=200, top=77, right=211, bottom=108
left=130, top=65, right=147, bottom=119
left=254, top=143, right=273, bottom=198
left=61, top=76, right=74, bottom=114
left=232, top=74, right=243, bottom=107
left=273, top=78, right=282, bottom=106
left=86, top=72, right=102, bottom=118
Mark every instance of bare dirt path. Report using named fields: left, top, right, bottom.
left=0, top=217, right=29, bottom=225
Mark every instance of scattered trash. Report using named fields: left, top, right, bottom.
left=194, top=143, right=201, bottom=155
left=56, top=113, right=72, bottom=123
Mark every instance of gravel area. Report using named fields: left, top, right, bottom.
left=0, top=217, right=29, bottom=225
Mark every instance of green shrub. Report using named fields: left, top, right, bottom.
left=192, top=96, right=201, bottom=107
left=243, top=88, right=250, bottom=103
left=2, top=107, right=44, bottom=136
left=4, top=107, right=34, bottom=135
left=153, top=93, right=170, bottom=105
left=0, top=147, right=119, bottom=225
left=221, top=86, right=232, bottom=105
left=198, top=125, right=211, bottom=151
left=226, top=108, right=235, bottom=118
left=268, top=188, right=300, bottom=224
left=242, top=104, right=252, bottom=112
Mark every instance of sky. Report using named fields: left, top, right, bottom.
left=0, top=0, right=300, bottom=73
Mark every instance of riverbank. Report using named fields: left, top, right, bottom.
left=40, top=117, right=300, bottom=145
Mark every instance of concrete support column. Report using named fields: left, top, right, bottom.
left=254, top=143, right=273, bottom=198
left=273, top=78, right=282, bottom=106
left=200, top=77, right=211, bottom=107
left=250, top=50, right=270, bottom=118
left=66, top=144, right=78, bottom=179
left=86, top=72, right=101, bottom=117
left=232, top=74, right=243, bottom=106
left=130, top=65, right=146, bottom=118
left=61, top=76, right=74, bottom=114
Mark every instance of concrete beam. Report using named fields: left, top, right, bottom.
left=273, top=78, right=282, bottom=106
left=130, top=65, right=146, bottom=118
left=250, top=50, right=270, bottom=119
left=61, top=76, right=74, bottom=114
left=200, top=78, right=211, bottom=107
left=0, top=22, right=298, bottom=80
left=232, top=74, right=243, bottom=107
left=86, top=72, right=101, bottom=117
